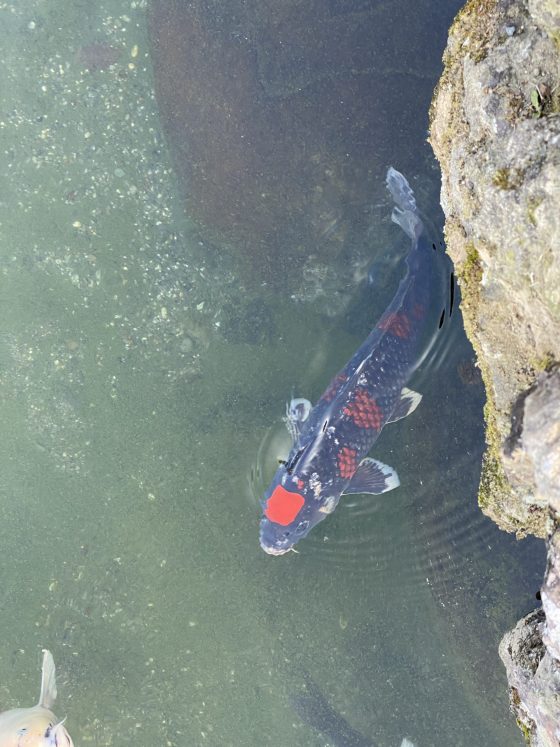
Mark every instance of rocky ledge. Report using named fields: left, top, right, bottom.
left=429, top=0, right=560, bottom=743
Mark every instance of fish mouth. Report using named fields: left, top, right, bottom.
left=260, top=541, right=292, bottom=556
left=259, top=517, right=295, bottom=556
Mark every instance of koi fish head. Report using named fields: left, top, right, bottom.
left=259, top=471, right=333, bottom=555
left=0, top=651, right=74, bottom=747
left=0, top=710, right=74, bottom=747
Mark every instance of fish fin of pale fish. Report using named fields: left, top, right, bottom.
left=342, top=457, right=400, bottom=495
left=284, top=398, right=312, bottom=444
left=38, top=649, right=57, bottom=709
left=47, top=718, right=75, bottom=747
left=386, top=387, right=422, bottom=424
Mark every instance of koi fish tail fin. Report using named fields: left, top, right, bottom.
left=38, top=649, right=57, bottom=709
left=386, top=166, right=423, bottom=241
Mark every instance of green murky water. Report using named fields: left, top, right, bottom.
left=0, top=1, right=545, bottom=745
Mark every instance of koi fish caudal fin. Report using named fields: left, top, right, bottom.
left=386, top=167, right=423, bottom=240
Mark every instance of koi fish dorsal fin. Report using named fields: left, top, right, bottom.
left=38, top=649, right=57, bottom=709
left=386, top=387, right=422, bottom=424
left=342, top=458, right=400, bottom=495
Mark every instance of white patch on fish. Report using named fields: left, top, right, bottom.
left=318, top=495, right=337, bottom=514
left=0, top=650, right=75, bottom=747
left=309, top=473, right=322, bottom=499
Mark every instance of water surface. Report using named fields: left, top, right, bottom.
left=0, top=1, right=544, bottom=745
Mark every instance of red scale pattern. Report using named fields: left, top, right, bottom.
left=323, top=372, right=348, bottom=402
left=338, top=446, right=358, bottom=480
left=377, top=311, right=411, bottom=338
left=343, top=387, right=383, bottom=430
left=412, top=302, right=425, bottom=320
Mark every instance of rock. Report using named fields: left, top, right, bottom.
left=499, top=371, right=560, bottom=745
left=430, top=0, right=560, bottom=538
left=499, top=608, right=560, bottom=747
left=430, top=0, right=560, bottom=743
left=542, top=529, right=560, bottom=663
left=519, top=369, right=560, bottom=661
left=529, top=0, right=560, bottom=42
left=522, top=372, right=560, bottom=517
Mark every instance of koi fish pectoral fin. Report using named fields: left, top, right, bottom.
left=342, top=457, right=400, bottom=495
left=284, top=397, right=312, bottom=443
left=386, top=387, right=422, bottom=424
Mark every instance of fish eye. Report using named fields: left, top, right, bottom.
left=295, top=520, right=309, bottom=534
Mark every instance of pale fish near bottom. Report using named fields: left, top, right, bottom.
left=0, top=650, right=74, bottom=747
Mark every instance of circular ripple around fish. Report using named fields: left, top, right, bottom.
left=248, top=418, right=449, bottom=588
left=247, top=422, right=292, bottom=511
left=247, top=245, right=542, bottom=609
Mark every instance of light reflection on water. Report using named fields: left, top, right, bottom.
left=0, top=1, right=545, bottom=746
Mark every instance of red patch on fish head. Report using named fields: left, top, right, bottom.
left=265, top=485, right=305, bottom=526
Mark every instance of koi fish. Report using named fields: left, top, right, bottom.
left=0, top=650, right=74, bottom=746
left=259, top=168, right=444, bottom=555
left=291, top=668, right=417, bottom=747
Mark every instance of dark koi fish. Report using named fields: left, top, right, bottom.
left=290, top=669, right=375, bottom=747
left=291, top=669, right=416, bottom=747
left=259, top=168, right=444, bottom=555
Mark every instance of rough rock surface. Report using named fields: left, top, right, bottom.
left=430, top=0, right=560, bottom=538
left=499, top=608, right=560, bottom=747
left=430, top=0, right=560, bottom=743
left=498, top=373, right=560, bottom=745
left=527, top=373, right=560, bottom=658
